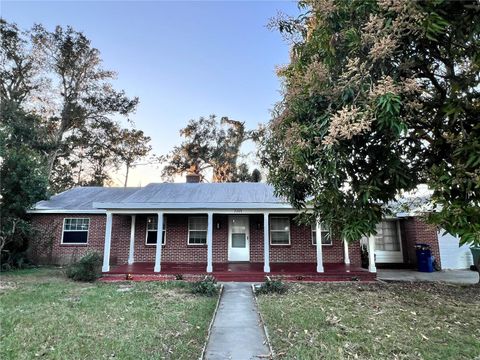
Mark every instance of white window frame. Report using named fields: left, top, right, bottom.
left=145, top=215, right=166, bottom=245
left=61, top=218, right=90, bottom=245
left=270, top=216, right=291, bottom=246
left=312, top=223, right=333, bottom=246
left=188, top=216, right=208, bottom=245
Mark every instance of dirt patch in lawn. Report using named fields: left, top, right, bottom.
left=0, top=281, right=16, bottom=292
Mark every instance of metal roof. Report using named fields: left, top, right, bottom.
left=31, top=183, right=291, bottom=212
left=32, top=187, right=141, bottom=212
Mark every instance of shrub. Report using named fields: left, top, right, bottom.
left=191, top=275, right=218, bottom=296
left=256, top=277, right=287, bottom=295
left=0, top=250, right=34, bottom=272
left=66, top=252, right=102, bottom=282
left=175, top=273, right=184, bottom=280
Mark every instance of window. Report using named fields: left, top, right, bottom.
left=375, top=221, right=400, bottom=251
left=145, top=216, right=166, bottom=245
left=62, top=218, right=90, bottom=244
left=270, top=217, right=290, bottom=245
left=188, top=216, right=208, bottom=245
left=312, top=223, right=333, bottom=245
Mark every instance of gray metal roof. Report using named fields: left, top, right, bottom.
left=31, top=183, right=291, bottom=212
left=32, top=187, right=141, bottom=212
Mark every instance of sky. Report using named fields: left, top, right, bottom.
left=2, top=0, right=301, bottom=186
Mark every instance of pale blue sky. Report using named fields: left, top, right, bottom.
left=2, top=0, right=299, bottom=185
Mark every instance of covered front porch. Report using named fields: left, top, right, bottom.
left=102, top=262, right=376, bottom=282
left=97, top=203, right=379, bottom=282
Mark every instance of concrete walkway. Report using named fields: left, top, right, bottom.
left=205, top=283, right=270, bottom=360
left=377, top=269, right=479, bottom=284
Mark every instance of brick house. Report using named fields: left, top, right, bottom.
left=28, top=179, right=445, bottom=279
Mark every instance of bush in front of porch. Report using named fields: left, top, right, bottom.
left=66, top=252, right=102, bottom=282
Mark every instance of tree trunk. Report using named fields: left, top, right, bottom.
left=124, top=164, right=130, bottom=188
left=46, top=125, right=67, bottom=181
left=46, top=148, right=59, bottom=181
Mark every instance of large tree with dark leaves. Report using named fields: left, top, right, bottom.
left=31, top=24, right=139, bottom=181
left=0, top=102, right=48, bottom=267
left=262, top=0, right=480, bottom=246
left=0, top=20, right=148, bottom=266
left=162, top=115, right=262, bottom=182
left=1, top=20, right=149, bottom=191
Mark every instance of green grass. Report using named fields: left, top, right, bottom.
left=257, top=282, right=480, bottom=360
left=0, top=267, right=218, bottom=359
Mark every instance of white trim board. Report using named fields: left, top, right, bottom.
left=29, top=209, right=298, bottom=215
left=28, top=209, right=107, bottom=214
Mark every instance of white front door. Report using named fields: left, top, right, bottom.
left=228, top=215, right=250, bottom=262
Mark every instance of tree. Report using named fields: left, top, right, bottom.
left=262, top=1, right=480, bottom=246
left=77, top=120, right=122, bottom=186
left=0, top=20, right=151, bottom=267
left=1, top=20, right=150, bottom=192
left=251, top=168, right=262, bottom=182
left=113, top=128, right=152, bottom=187
left=231, top=163, right=262, bottom=182
left=162, top=115, right=263, bottom=182
left=31, top=24, right=139, bottom=181
left=0, top=19, right=43, bottom=106
left=0, top=104, right=48, bottom=267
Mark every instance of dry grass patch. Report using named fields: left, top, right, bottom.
left=257, top=282, right=480, bottom=360
left=0, top=268, right=217, bottom=360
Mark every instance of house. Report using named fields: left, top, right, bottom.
left=28, top=176, right=457, bottom=281
left=380, top=196, right=474, bottom=270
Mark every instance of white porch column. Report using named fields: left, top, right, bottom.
left=102, top=211, right=113, bottom=272
left=263, top=212, right=270, bottom=273
left=206, top=212, right=213, bottom=273
left=315, top=219, right=324, bottom=272
left=127, top=215, right=136, bottom=265
left=367, top=234, right=377, bottom=273
left=154, top=212, right=164, bottom=273
left=343, top=239, right=350, bottom=265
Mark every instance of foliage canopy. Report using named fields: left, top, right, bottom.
left=262, top=0, right=480, bottom=244
left=162, top=115, right=262, bottom=182
left=0, top=19, right=152, bottom=192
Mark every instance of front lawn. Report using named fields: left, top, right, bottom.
left=257, top=282, right=480, bottom=360
left=0, top=268, right=218, bottom=359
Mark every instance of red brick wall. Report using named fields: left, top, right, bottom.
left=29, top=214, right=107, bottom=265
left=402, top=217, right=441, bottom=269
left=249, top=215, right=264, bottom=262
left=261, top=215, right=361, bottom=265
left=124, top=214, right=229, bottom=264
left=29, top=213, right=360, bottom=266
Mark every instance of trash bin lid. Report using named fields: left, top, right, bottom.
left=415, top=243, right=431, bottom=249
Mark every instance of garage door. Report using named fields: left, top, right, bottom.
left=438, top=230, right=474, bottom=269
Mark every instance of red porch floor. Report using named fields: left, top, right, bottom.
left=102, top=262, right=376, bottom=282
